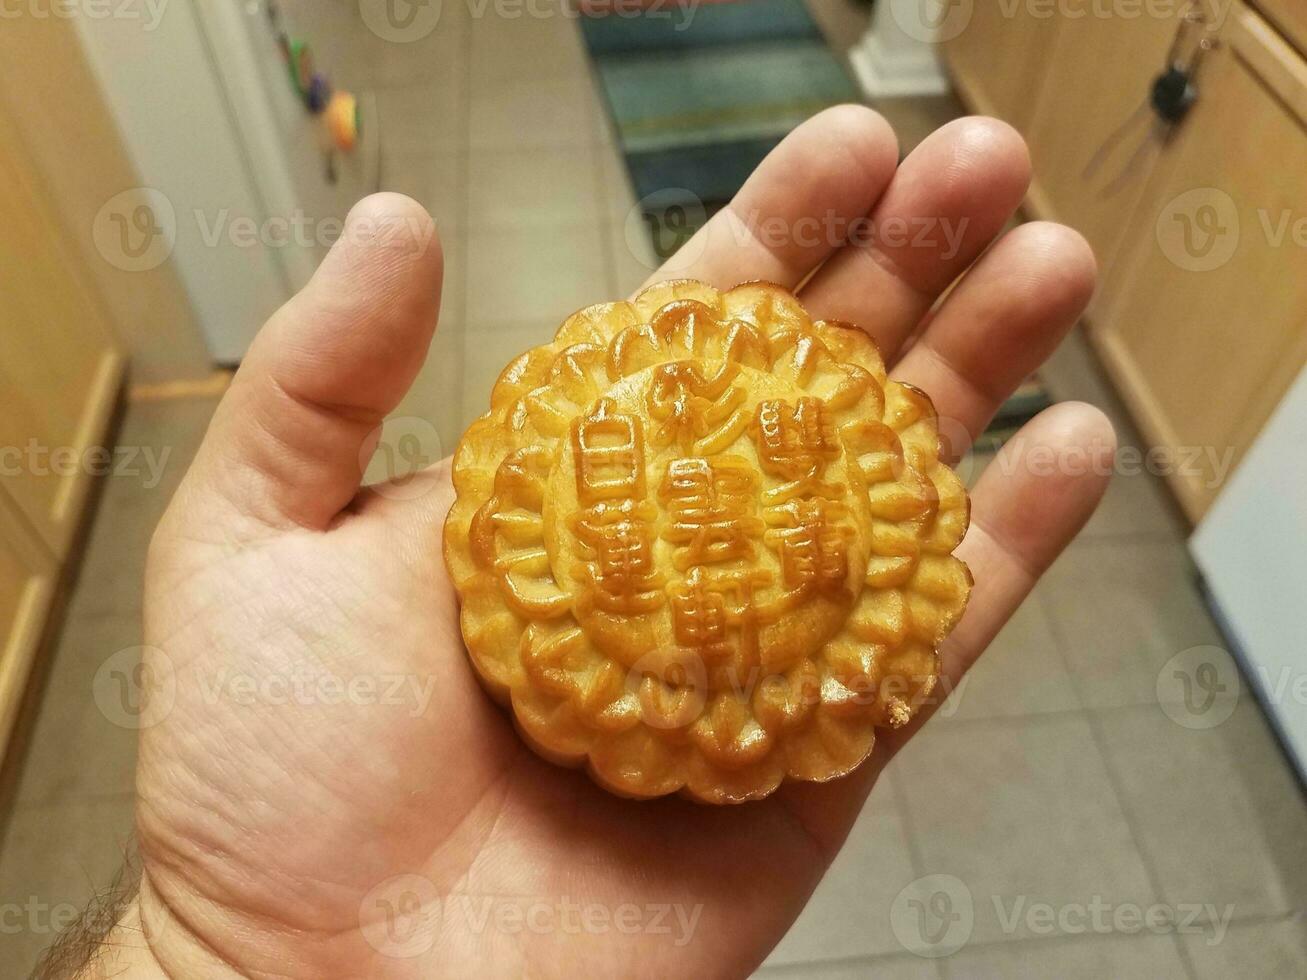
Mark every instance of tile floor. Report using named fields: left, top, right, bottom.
left=2, top=4, right=1304, bottom=978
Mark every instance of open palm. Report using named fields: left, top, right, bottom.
left=126, top=108, right=1113, bottom=979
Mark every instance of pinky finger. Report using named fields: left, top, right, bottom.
left=938, top=400, right=1117, bottom=690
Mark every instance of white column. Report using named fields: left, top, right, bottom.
left=848, top=0, right=954, bottom=99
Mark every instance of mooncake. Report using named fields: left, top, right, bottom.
left=444, top=280, right=971, bottom=803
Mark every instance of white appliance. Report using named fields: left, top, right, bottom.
left=75, top=0, right=379, bottom=363
left=1191, top=366, right=1307, bottom=780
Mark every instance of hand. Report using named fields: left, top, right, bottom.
left=109, top=108, right=1112, bottom=978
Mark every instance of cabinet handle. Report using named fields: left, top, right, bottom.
left=1151, top=4, right=1221, bottom=124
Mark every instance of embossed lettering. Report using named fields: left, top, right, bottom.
left=572, top=398, right=646, bottom=504
left=764, top=497, right=852, bottom=598
left=669, top=567, right=770, bottom=666
left=646, top=361, right=750, bottom=454
left=572, top=500, right=664, bottom=615
left=752, top=397, right=842, bottom=502
left=659, top=456, right=764, bottom=570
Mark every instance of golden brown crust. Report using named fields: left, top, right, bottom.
left=444, top=280, right=971, bottom=803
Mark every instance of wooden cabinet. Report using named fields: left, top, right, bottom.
left=940, top=0, right=1306, bottom=521
left=0, top=127, right=125, bottom=559
left=1022, top=6, right=1196, bottom=270
left=941, top=3, right=1063, bottom=134
left=0, top=72, right=125, bottom=759
left=1094, top=6, right=1307, bottom=519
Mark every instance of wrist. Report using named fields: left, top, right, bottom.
left=54, top=896, right=165, bottom=980
left=70, top=874, right=245, bottom=980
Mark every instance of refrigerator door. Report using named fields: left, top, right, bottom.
left=194, top=0, right=380, bottom=301
left=74, top=6, right=289, bottom=364
left=77, top=1, right=379, bottom=363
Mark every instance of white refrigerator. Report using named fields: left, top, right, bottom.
left=1191, top=367, right=1307, bottom=780
left=75, top=0, right=379, bottom=363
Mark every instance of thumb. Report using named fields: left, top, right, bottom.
left=176, top=193, right=443, bottom=533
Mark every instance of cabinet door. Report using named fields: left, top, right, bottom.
left=1022, top=4, right=1216, bottom=270
left=0, top=91, right=125, bottom=558
left=0, top=492, right=56, bottom=762
left=1093, top=4, right=1307, bottom=521
left=940, top=3, right=1063, bottom=134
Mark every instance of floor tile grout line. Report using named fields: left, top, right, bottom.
left=1081, top=707, right=1201, bottom=980
left=1036, top=538, right=1186, bottom=929
left=1033, top=583, right=1094, bottom=716
left=939, top=920, right=1203, bottom=963
left=12, top=790, right=138, bottom=813
left=766, top=908, right=1274, bottom=978
left=877, top=761, right=946, bottom=980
